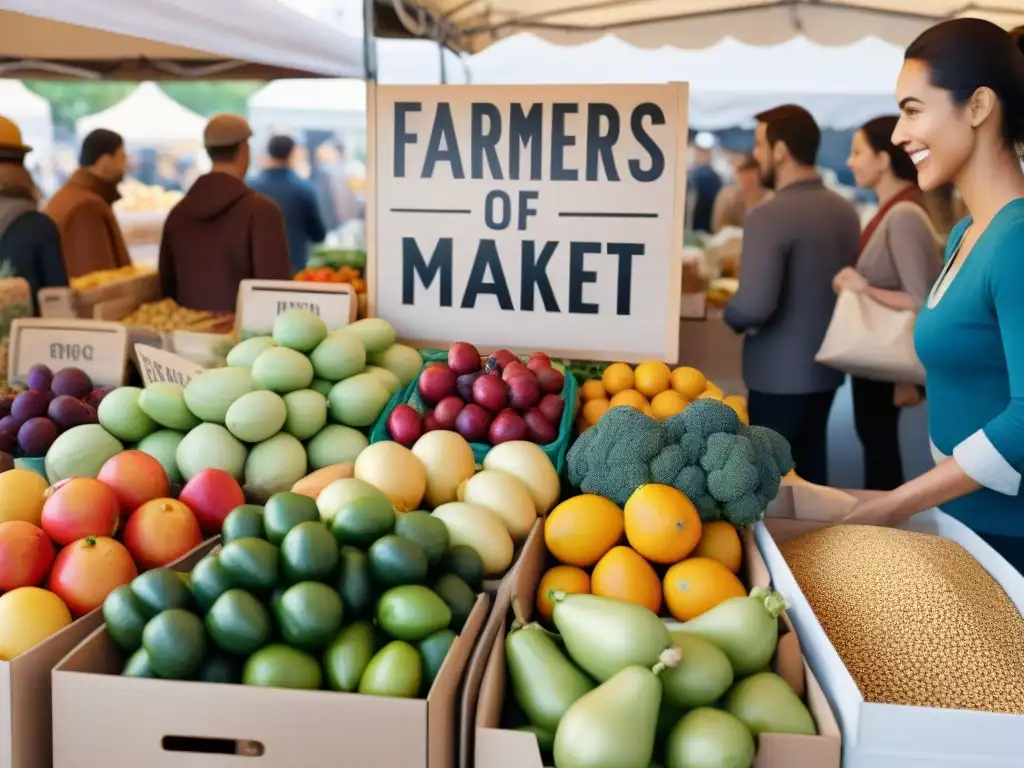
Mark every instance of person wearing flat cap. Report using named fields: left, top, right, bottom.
left=158, top=114, right=290, bottom=312
left=0, top=115, right=68, bottom=314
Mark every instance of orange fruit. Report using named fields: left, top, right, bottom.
left=650, top=390, right=689, bottom=420
left=536, top=565, right=591, bottom=621
left=581, top=379, right=607, bottom=402
left=697, top=388, right=724, bottom=402
left=601, top=363, right=634, bottom=396
left=591, top=546, right=662, bottom=614
left=633, top=361, right=672, bottom=398
left=581, top=398, right=610, bottom=426
left=545, top=494, right=624, bottom=567
left=609, top=389, right=648, bottom=411
left=671, top=367, right=707, bottom=399
left=663, top=557, right=747, bottom=621
left=693, top=521, right=743, bottom=574
left=624, top=484, right=702, bottom=564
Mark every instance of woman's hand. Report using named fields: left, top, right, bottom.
left=839, top=493, right=904, bottom=526
left=894, top=382, right=923, bottom=407
left=832, top=267, right=868, bottom=294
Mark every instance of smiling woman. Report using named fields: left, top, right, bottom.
left=841, top=19, right=1024, bottom=572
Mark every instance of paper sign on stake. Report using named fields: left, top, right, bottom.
left=370, top=83, right=687, bottom=363
left=134, top=344, right=206, bottom=387
left=8, top=318, right=128, bottom=388
left=235, top=280, right=357, bottom=339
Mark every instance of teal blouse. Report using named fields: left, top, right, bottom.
left=914, top=199, right=1024, bottom=536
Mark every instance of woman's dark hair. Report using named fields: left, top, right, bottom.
left=860, top=116, right=917, bottom=183
left=905, top=18, right=1024, bottom=151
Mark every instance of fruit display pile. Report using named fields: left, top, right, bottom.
left=0, top=365, right=111, bottom=462
left=102, top=431, right=560, bottom=693
left=385, top=342, right=568, bottom=449
left=69, top=265, right=152, bottom=293
left=0, top=453, right=227, bottom=660
left=578, top=362, right=747, bottom=433
left=294, top=265, right=366, bottom=296
left=504, top=586, right=816, bottom=767
left=119, top=298, right=234, bottom=334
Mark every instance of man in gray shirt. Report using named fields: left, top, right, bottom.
left=723, top=105, right=861, bottom=485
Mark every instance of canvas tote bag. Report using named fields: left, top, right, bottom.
left=816, top=288, right=925, bottom=384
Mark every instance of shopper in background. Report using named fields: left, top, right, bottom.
left=834, top=115, right=941, bottom=491
left=0, top=116, right=67, bottom=314
left=723, top=104, right=861, bottom=485
left=159, top=115, right=290, bottom=313
left=687, top=132, right=723, bottom=233
left=841, top=19, right=1024, bottom=569
left=250, top=134, right=326, bottom=275
left=44, top=129, right=131, bottom=278
left=711, top=153, right=772, bottom=232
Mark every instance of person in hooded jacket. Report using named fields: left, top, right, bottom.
left=0, top=117, right=67, bottom=314
left=158, top=115, right=291, bottom=312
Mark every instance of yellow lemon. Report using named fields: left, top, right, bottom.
left=650, top=390, right=689, bottom=420
left=0, top=469, right=49, bottom=526
left=0, top=588, right=72, bottom=660
left=581, top=398, right=611, bottom=426
left=580, top=379, right=607, bottom=402
left=634, top=361, right=672, bottom=398
left=601, top=363, right=635, bottom=396
left=697, top=390, right=724, bottom=402
left=609, top=389, right=648, bottom=411
left=670, top=367, right=707, bottom=399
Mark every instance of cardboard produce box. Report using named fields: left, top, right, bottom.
left=469, top=520, right=840, bottom=768
left=0, top=538, right=217, bottom=768
left=52, top=589, right=490, bottom=768
left=757, top=483, right=1024, bottom=768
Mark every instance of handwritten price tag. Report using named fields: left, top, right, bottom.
left=235, top=280, right=356, bottom=339
left=134, top=344, right=206, bottom=387
left=8, top=319, right=128, bottom=388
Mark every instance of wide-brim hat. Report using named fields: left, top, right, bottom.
left=0, top=116, right=31, bottom=155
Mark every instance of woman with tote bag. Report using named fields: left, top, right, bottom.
left=841, top=19, right=1024, bottom=571
left=830, top=116, right=941, bottom=490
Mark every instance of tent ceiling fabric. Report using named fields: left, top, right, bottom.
left=76, top=82, right=207, bottom=144
left=0, top=0, right=364, bottom=79
left=375, top=0, right=1024, bottom=53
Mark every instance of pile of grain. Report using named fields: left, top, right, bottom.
left=780, top=524, right=1024, bottom=713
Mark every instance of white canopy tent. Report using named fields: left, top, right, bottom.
left=467, top=34, right=905, bottom=130
left=0, top=81, right=53, bottom=160
left=76, top=82, right=207, bottom=145
left=0, top=0, right=365, bottom=79
left=374, top=0, right=1024, bottom=53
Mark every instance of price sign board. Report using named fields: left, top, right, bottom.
left=134, top=344, right=206, bottom=387
left=370, top=83, right=687, bottom=363
left=8, top=319, right=128, bottom=388
left=235, top=280, right=357, bottom=339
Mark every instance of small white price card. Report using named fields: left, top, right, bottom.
left=235, top=280, right=357, bottom=338
left=134, top=344, right=206, bottom=387
left=8, top=318, right=128, bottom=388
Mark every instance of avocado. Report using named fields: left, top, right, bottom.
left=189, top=555, right=234, bottom=613
left=263, top=491, right=319, bottom=546
left=368, top=535, right=429, bottom=587
left=243, top=644, right=323, bottom=690
left=222, top=504, right=266, bottom=543
left=358, top=641, right=422, bottom=698
left=274, top=581, right=344, bottom=652
left=418, top=629, right=456, bottom=693
left=103, top=585, right=149, bottom=653
left=330, top=494, right=396, bottom=548
left=130, top=568, right=194, bottom=617
left=142, top=609, right=207, bottom=680
left=438, top=545, right=485, bottom=591
left=198, top=649, right=244, bottom=684
left=280, top=521, right=339, bottom=584
left=219, top=538, right=280, bottom=593
left=336, top=546, right=376, bottom=619
left=323, top=620, right=376, bottom=692
left=205, top=589, right=273, bottom=656
left=376, top=585, right=452, bottom=643
left=432, top=574, right=476, bottom=632
left=122, top=647, right=159, bottom=678
left=394, top=512, right=449, bottom=566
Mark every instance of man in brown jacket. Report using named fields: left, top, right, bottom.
left=159, top=114, right=291, bottom=312
left=44, top=129, right=131, bottom=278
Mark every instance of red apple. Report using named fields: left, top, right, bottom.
left=41, top=478, right=121, bottom=546
left=524, top=408, right=559, bottom=444
left=0, top=520, right=55, bottom=590
left=528, top=352, right=552, bottom=368
left=447, top=342, right=482, bottom=376
left=422, top=410, right=441, bottom=432
left=538, top=394, right=565, bottom=425
left=387, top=405, right=423, bottom=446
left=536, top=366, right=565, bottom=395
left=418, top=363, right=457, bottom=406
left=489, top=409, right=528, bottom=444
left=97, top=450, right=170, bottom=516
left=178, top=469, right=245, bottom=537
left=456, top=371, right=484, bottom=402
left=433, top=395, right=465, bottom=430
left=508, top=374, right=541, bottom=410
left=455, top=404, right=492, bottom=443
left=502, top=361, right=531, bottom=382
left=492, top=349, right=518, bottom=370
left=472, top=373, right=508, bottom=413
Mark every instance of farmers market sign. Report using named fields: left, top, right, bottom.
left=135, top=344, right=206, bottom=387
left=371, top=84, right=687, bottom=363
left=8, top=318, right=128, bottom=388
